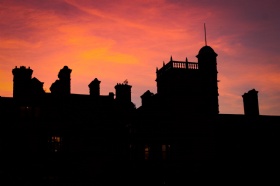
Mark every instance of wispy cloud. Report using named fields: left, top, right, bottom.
left=1, top=0, right=280, bottom=115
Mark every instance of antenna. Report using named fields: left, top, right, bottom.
left=204, top=23, right=207, bottom=46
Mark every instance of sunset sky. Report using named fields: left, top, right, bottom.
left=1, top=0, right=280, bottom=115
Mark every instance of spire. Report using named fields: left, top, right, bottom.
left=170, top=56, right=173, bottom=61
left=204, top=23, right=207, bottom=46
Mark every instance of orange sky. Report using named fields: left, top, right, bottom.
left=1, top=0, right=280, bottom=115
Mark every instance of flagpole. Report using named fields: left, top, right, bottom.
left=204, top=23, right=207, bottom=46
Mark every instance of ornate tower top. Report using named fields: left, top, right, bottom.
left=58, top=66, right=72, bottom=80
left=50, top=66, right=72, bottom=95
left=197, top=45, right=217, bottom=57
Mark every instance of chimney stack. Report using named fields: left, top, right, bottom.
left=242, top=89, right=259, bottom=116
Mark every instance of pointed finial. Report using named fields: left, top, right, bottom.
left=186, top=57, right=188, bottom=62
left=170, top=56, right=173, bottom=61
left=204, top=23, right=207, bottom=46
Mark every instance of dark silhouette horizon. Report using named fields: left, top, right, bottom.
left=1, top=45, right=280, bottom=185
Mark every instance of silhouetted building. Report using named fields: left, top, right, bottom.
left=154, top=45, right=218, bottom=115
left=12, top=66, right=45, bottom=104
left=1, top=45, right=280, bottom=185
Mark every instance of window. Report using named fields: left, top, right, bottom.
left=20, top=106, right=32, bottom=118
left=129, top=144, right=134, bottom=160
left=49, top=136, right=62, bottom=152
left=162, top=144, right=171, bottom=160
left=34, top=107, right=40, bottom=118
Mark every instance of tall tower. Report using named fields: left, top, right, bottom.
left=12, top=66, right=33, bottom=99
left=196, top=45, right=219, bottom=115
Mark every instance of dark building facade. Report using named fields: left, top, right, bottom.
left=1, top=45, right=280, bottom=185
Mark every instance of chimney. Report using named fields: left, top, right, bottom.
left=242, top=89, right=259, bottom=116
left=114, top=80, right=132, bottom=103
left=140, top=90, right=154, bottom=107
left=12, top=66, right=33, bottom=100
left=88, top=78, right=101, bottom=97
left=50, top=66, right=72, bottom=95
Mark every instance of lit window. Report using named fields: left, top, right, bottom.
left=49, top=136, right=62, bottom=152
left=52, top=136, right=61, bottom=142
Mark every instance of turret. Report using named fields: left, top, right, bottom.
left=196, top=45, right=219, bottom=115
left=197, top=45, right=218, bottom=73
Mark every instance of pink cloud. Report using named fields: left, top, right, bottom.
left=1, top=0, right=280, bottom=115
